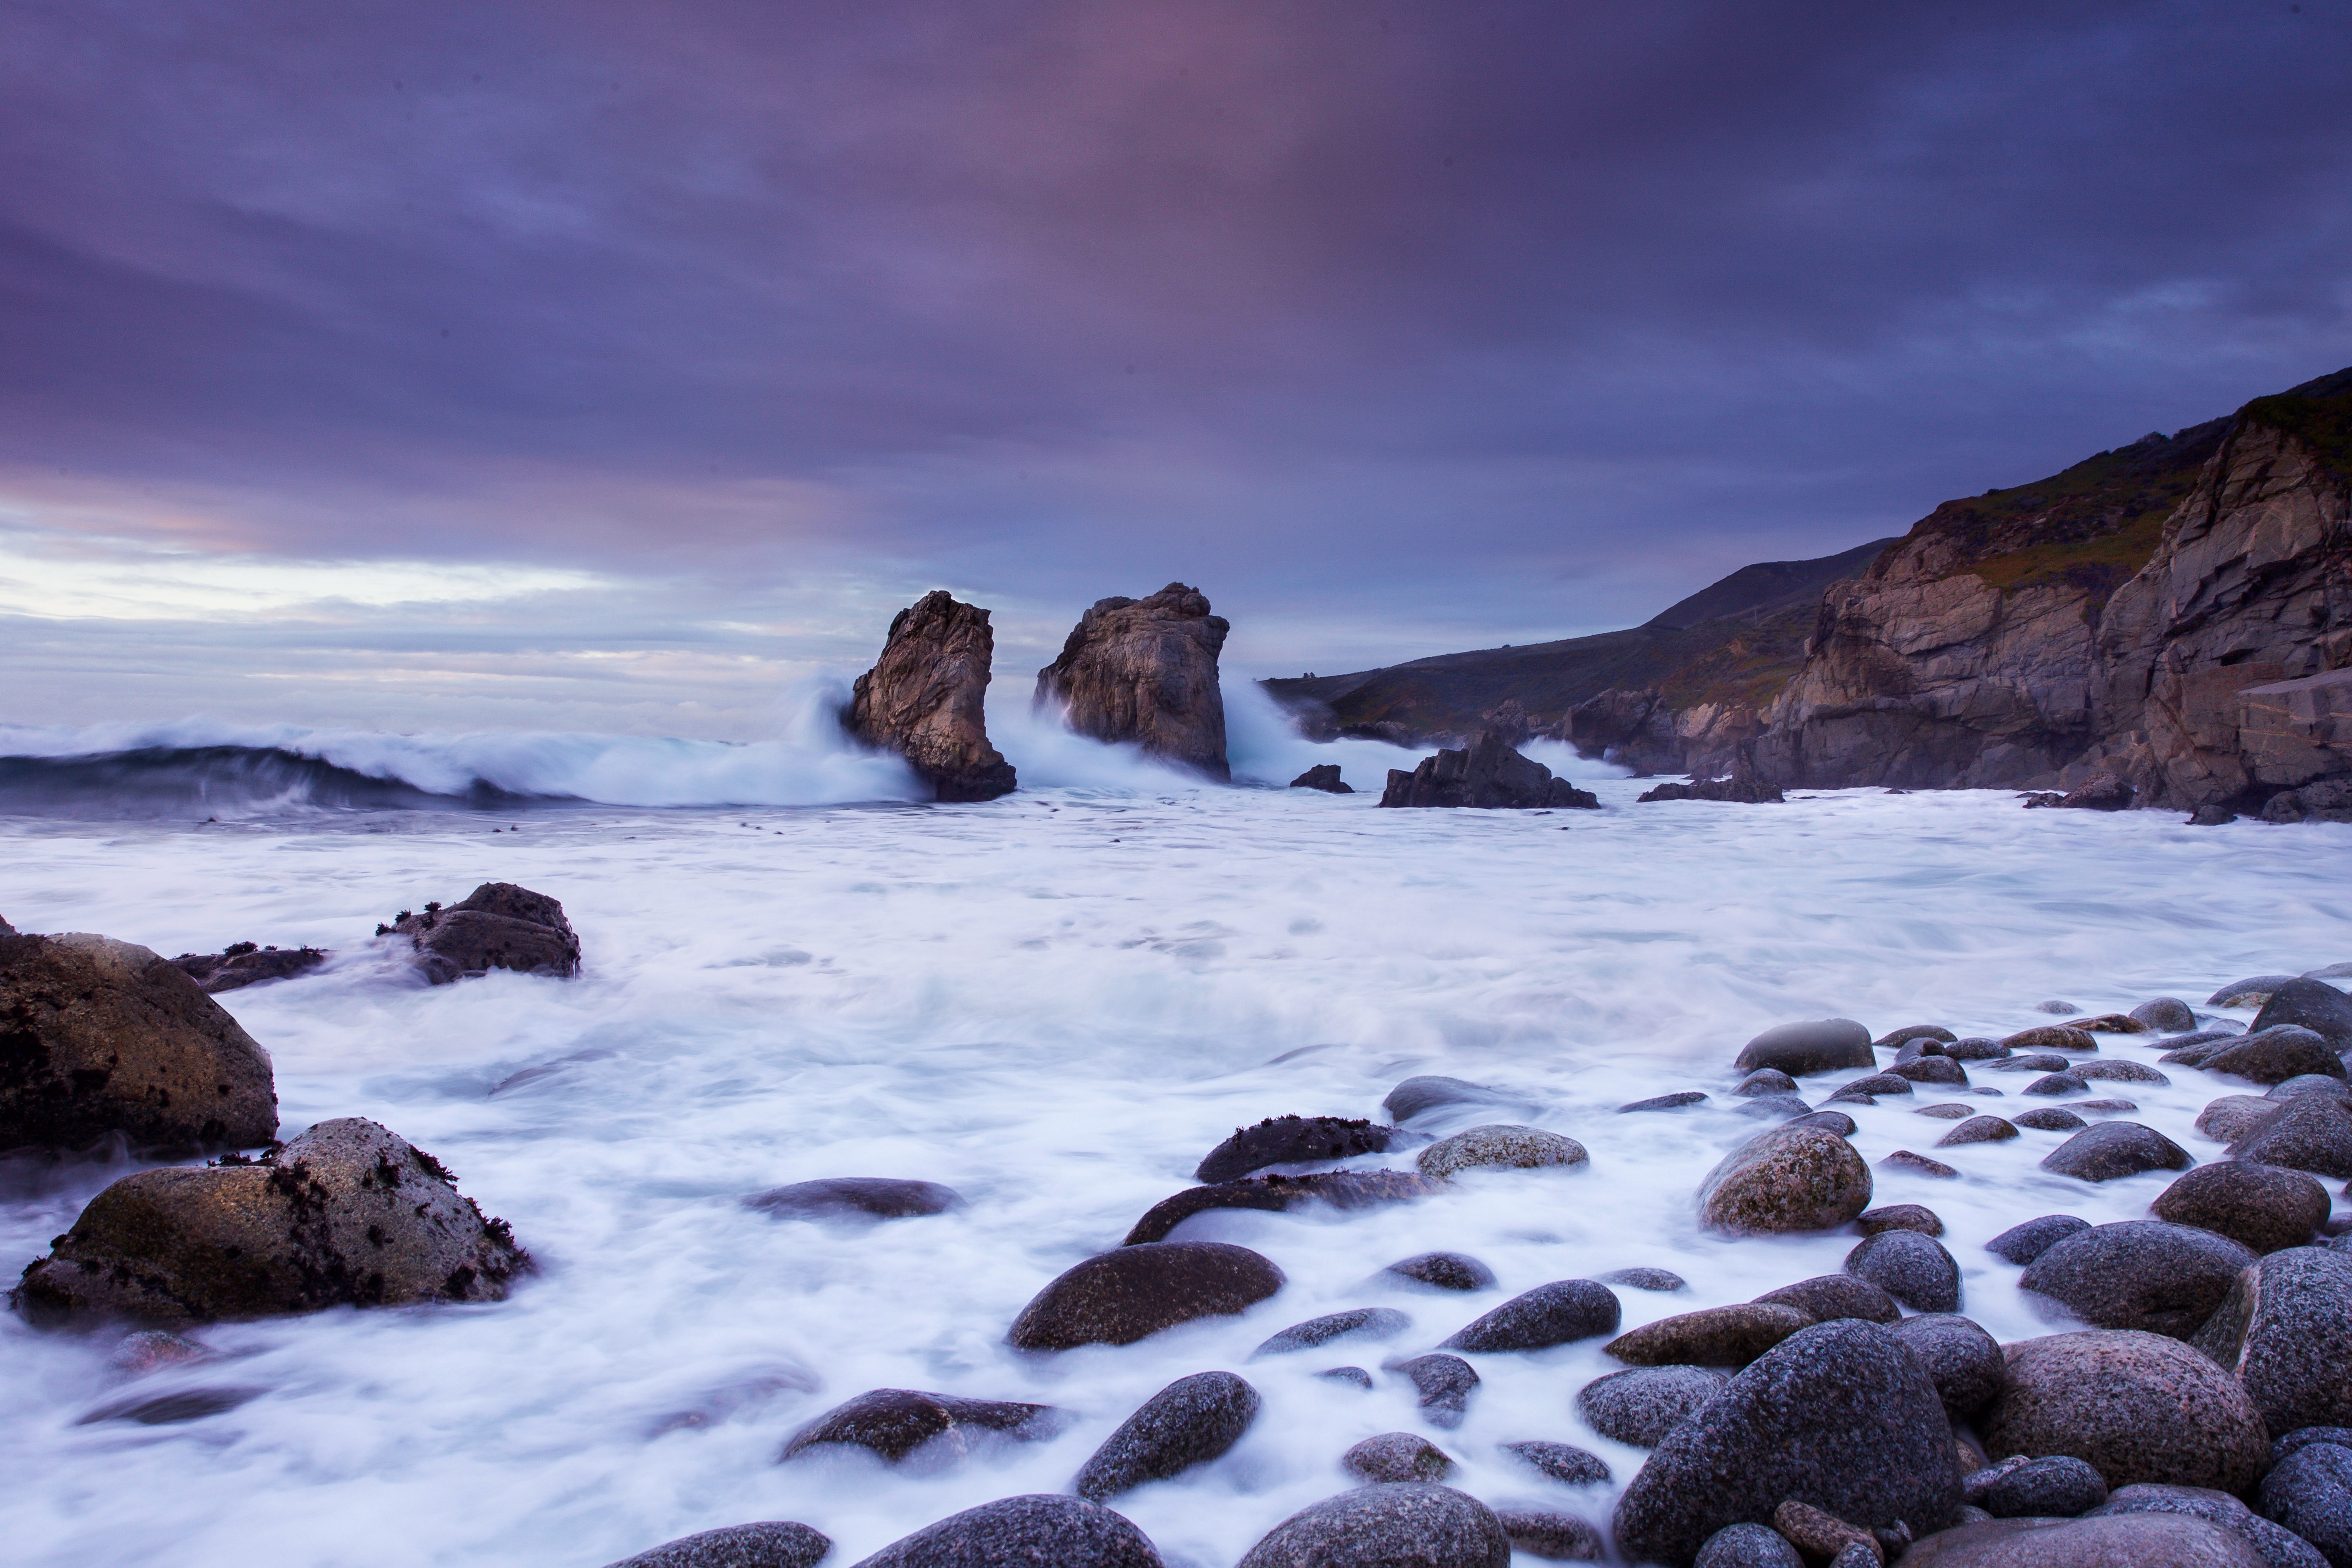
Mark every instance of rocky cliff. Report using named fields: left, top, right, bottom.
left=1752, top=367, right=2351, bottom=810
left=846, top=591, right=1018, bottom=802
left=1035, top=583, right=1231, bottom=778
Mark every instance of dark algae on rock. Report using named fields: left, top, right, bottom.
left=381, top=882, right=580, bottom=984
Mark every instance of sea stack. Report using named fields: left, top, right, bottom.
left=846, top=591, right=1018, bottom=802
left=1035, top=583, right=1231, bottom=778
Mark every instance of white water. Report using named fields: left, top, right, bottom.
left=3, top=773, right=2349, bottom=1568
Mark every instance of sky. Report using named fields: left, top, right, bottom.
left=4, top=0, right=2349, bottom=737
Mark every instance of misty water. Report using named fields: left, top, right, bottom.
left=3, top=702, right=2349, bottom=1567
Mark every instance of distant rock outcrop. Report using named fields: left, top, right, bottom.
left=1036, top=584, right=1231, bottom=777
left=1288, top=764, right=1352, bottom=793
left=382, top=882, right=580, bottom=984
left=1636, top=774, right=1784, bottom=804
left=1379, top=731, right=1599, bottom=809
left=845, top=590, right=1017, bottom=802
left=172, top=942, right=326, bottom=993
left=1, top=928, right=278, bottom=1154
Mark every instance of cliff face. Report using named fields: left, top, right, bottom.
left=1752, top=368, right=2352, bottom=808
left=846, top=591, right=1018, bottom=802
left=1035, top=583, right=1231, bottom=777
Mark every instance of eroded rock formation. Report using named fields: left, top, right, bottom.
left=1379, top=730, right=1599, bottom=809
left=1035, top=584, right=1230, bottom=777
left=846, top=590, right=1017, bottom=802
left=382, top=882, right=580, bottom=983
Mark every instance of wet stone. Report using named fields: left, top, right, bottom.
left=1385, top=1076, right=1522, bottom=1124
left=1845, top=1229, right=1962, bottom=1313
left=1857, top=1203, right=1945, bottom=1237
left=1985, top=1214, right=2090, bottom=1264
left=1005, top=1242, right=1285, bottom=1351
left=1390, top=1352, right=1480, bottom=1428
left=1916, top=1103, right=1977, bottom=1120
left=2019, top=1221, right=2255, bottom=1338
left=2204, top=1027, right=2348, bottom=1087
left=1619, top=1091, right=1710, bottom=1113
left=1605, top=1302, right=1812, bottom=1367
left=1892, top=1057, right=1969, bottom=1087
left=1737, top=1093, right=1813, bottom=1119
left=1944, top=1038, right=2011, bottom=1061
left=1416, top=1124, right=1588, bottom=1180
left=2228, top=1095, right=2352, bottom=1179
left=1938, top=1115, right=2020, bottom=1147
left=2091, top=1484, right=2333, bottom=1568
left=1876, top=1024, right=1959, bottom=1049
left=604, top=1521, right=833, bottom=1568
left=2012, top=1107, right=2087, bottom=1132
left=1234, top=1483, right=1510, bottom=1568
left=1830, top=1074, right=1916, bottom=1101
left=1773, top=1499, right=1883, bottom=1564
left=1887, top=1313, right=2006, bottom=1422
left=849, top=1494, right=1162, bottom=1568
left=2193, top=1248, right=2352, bottom=1439
left=1576, top=1364, right=1727, bottom=1446
left=1882, top=1150, right=1959, bottom=1178
left=1072, top=1371, right=1259, bottom=1500
left=2249, top=978, right=2352, bottom=1050
left=2212, top=975, right=2300, bottom=1009
left=1986, top=1053, right=2075, bottom=1074
left=2023, top=1073, right=2088, bottom=1096
left=1491, top=1509, right=1602, bottom=1562
left=2076, top=1098, right=2139, bottom=1113
left=2200, top=1096, right=2281, bottom=1143
left=2153, top=1163, right=2332, bottom=1255
left=2076, top=1059, right=2171, bottom=1085
left=1735, top=1018, right=1876, bottom=1077
left=747, top=1178, right=964, bottom=1222
left=2002, top=1025, right=2099, bottom=1053
left=1982, top=1330, right=2271, bottom=1493
left=1790, top=1109, right=1860, bottom=1136
left=1736, top=1069, right=1800, bottom=1098
left=1975, top=1455, right=2109, bottom=1519
left=1342, top=1430, right=1453, bottom=1483
left=2257, top=1442, right=2352, bottom=1568
left=1697, top=1123, right=1874, bottom=1235
left=1120, top=1170, right=1438, bottom=1245
left=1755, top=1273, right=1900, bottom=1324
left=2066, top=1013, right=2152, bottom=1035
left=2132, top=997, right=2201, bottom=1032
left=1695, top=1523, right=1803, bottom=1568
left=1316, top=1366, right=1373, bottom=1389
left=1596, top=1266, right=1687, bottom=1292
left=778, top=1388, right=1063, bottom=1465
left=1255, top=1307, right=1410, bottom=1358
left=1443, top=1280, right=1621, bottom=1353
left=1500, top=1439, right=1611, bottom=1486
left=1196, top=1115, right=1396, bottom=1183
left=1383, top=1252, right=1496, bottom=1292
left=2039, top=1121, right=2193, bottom=1182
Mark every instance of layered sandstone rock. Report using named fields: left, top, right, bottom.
left=1035, top=584, right=1230, bottom=777
left=846, top=591, right=1017, bottom=801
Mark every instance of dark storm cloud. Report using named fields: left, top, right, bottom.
left=3, top=0, right=2349, bottom=678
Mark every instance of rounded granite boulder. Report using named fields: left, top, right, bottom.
left=602, top=1521, right=832, bottom=1568
left=2203, top=1028, right=2347, bottom=1086
left=2133, top=998, right=2201, bottom=1032
left=1857, top=1203, right=1945, bottom=1237
left=848, top=1494, right=1161, bottom=1568
left=1070, top=1373, right=1258, bottom=1500
left=1384, top=1076, right=1521, bottom=1125
left=1986, top=1214, right=2090, bottom=1264
left=2153, top=1163, right=2331, bottom=1255
left=2089, top=1484, right=2331, bottom=1568
left=0, top=929, right=278, bottom=1153
left=1605, top=1303, right=1813, bottom=1368
left=1896, top=1514, right=2264, bottom=1566
left=2039, top=1122, right=2193, bottom=1182
left=2256, top=1443, right=2352, bottom=1568
left=1576, top=1365, right=1726, bottom=1446
left=1254, top=1307, right=1411, bottom=1357
left=1973, top=1455, right=2109, bottom=1518
left=2228, top=1096, right=2352, bottom=1180
left=2249, top=978, right=2352, bottom=1050
left=2018, top=1221, right=2255, bottom=1338
left=1887, top=1313, right=2006, bottom=1423
left=11, top=1117, right=529, bottom=1326
left=1980, top=1330, right=2271, bottom=1493
left=1235, top=1483, right=1510, bottom=1568
left=1844, top=1229, right=1962, bottom=1313
left=778, top=1389, right=1062, bottom=1466
left=1697, top=1124, right=1873, bottom=1234
left=1609, top=1319, right=1962, bottom=1568
left=1735, top=1019, right=1876, bottom=1078
left=1342, top=1431, right=1454, bottom=1483
left=1006, top=1243, right=1283, bottom=1351
left=1441, top=1280, right=1619, bottom=1353
left=1382, top=1253, right=1497, bottom=1292
left=1754, top=1273, right=1900, bottom=1324
left=2192, top=1247, right=2352, bottom=1438
left=1416, top=1124, right=1588, bottom=1181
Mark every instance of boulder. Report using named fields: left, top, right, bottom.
left=1234, top=1484, right=1510, bottom=1568
left=2258, top=1444, right=2352, bottom=1568
left=1196, top=1116, right=1394, bottom=1183
left=1879, top=1024, right=1960, bottom=1049
left=1492, top=1508, right=1603, bottom=1561
left=1005, top=1242, right=1283, bottom=1350
left=2230, top=1096, right=2352, bottom=1179
left=1939, top=1116, right=2020, bottom=1147
left=1599, top=1266, right=1689, bottom=1292
left=2039, top=1123, right=2193, bottom=1182
left=604, top=1522, right=833, bottom=1568
left=778, top=1389, right=1062, bottom=1466
left=1120, top=1170, right=1437, bottom=1245
left=1636, top=775, right=1786, bottom=803
left=1896, top=1515, right=2264, bottom=1566
left=1887, top=1314, right=2006, bottom=1423
left=1290, top=764, right=1353, bottom=794
left=1390, top=1352, right=1480, bottom=1428
left=1416, top=1124, right=1588, bottom=1180
left=1379, top=731, right=1599, bottom=810
left=1833, top=1074, right=1918, bottom=1101
left=2022, top=1073, right=2088, bottom=1097
left=1255, top=1307, right=1411, bottom=1357
left=1792, top=1110, right=1861, bottom=1136
left=1736, top=1019, right=1877, bottom=1077
left=1034, top=583, right=1231, bottom=778
left=2205, top=1029, right=2349, bottom=1086
left=1845, top=1230, right=1962, bottom=1313
left=849, top=1494, right=1161, bottom=1568
left=1986, top=1054, right=2075, bottom=1074
left=1738, top=1068, right=1802, bottom=1097
left=1985, top=1222, right=2098, bottom=1269
left=1576, top=1365, right=1726, bottom=1446
left=2077, top=1059, right=2173, bottom=1085
left=747, top=1179, right=964, bottom=1222
left=2215, top=977, right=2302, bottom=1009
left=2019, top=1221, right=2255, bottom=1338
left=2135, top=998, right=2203, bottom=1032
left=1695, top=1524, right=1803, bottom=1568
left=2153, top=1164, right=2331, bottom=1254
left=1945, top=1038, right=2013, bottom=1060
left=2066, top=1013, right=2152, bottom=1035
left=11, top=1118, right=528, bottom=1326
left=1771, top=1500, right=1883, bottom=1563
left=1858, top=1204, right=1946, bottom=1237
left=0, top=929, right=278, bottom=1153
left=843, top=591, right=1018, bottom=800
left=1892, top=1057, right=1969, bottom=1087
left=2011, top=1108, right=2087, bottom=1133
left=170, top=943, right=327, bottom=994
left=2193, top=1248, right=2352, bottom=1438
left=1443, top=1280, right=1619, bottom=1353
left=1610, top=1320, right=1962, bottom=1568
left=1607, top=1303, right=1813, bottom=1367
left=2000, top=1025, right=2099, bottom=1053
left=1072, top=1371, right=1259, bottom=1499
left=1971, top=1455, right=2109, bottom=1518
left=1342, top=1431, right=1453, bottom=1483
left=2250, top=979, right=2352, bottom=1050
left=1382, top=1253, right=1496, bottom=1292
left=1698, top=1123, right=1874, bottom=1234
left=1384, top=1076, right=1522, bottom=1123
left=2091, top=1485, right=2333, bottom=1568
left=381, top=882, right=580, bottom=984
left=1500, top=1440, right=1612, bottom=1486
left=2204, top=1097, right=2288, bottom=1143
left=1980, top=1331, right=2271, bottom=1492
left=1621, top=1091, right=1712, bottom=1112
left=1755, top=1274, right=1901, bottom=1324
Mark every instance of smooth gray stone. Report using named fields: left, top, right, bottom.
left=1442, top=1280, right=1620, bottom=1353
left=1255, top=1308, right=1411, bottom=1357
left=1235, top=1484, right=1510, bottom=1568
left=1342, top=1431, right=1453, bottom=1483
left=1619, top=1091, right=1709, bottom=1112
left=1382, top=1252, right=1496, bottom=1292
left=1695, top=1522, right=1803, bottom=1568
left=1845, top=1228, right=1961, bottom=1313
left=1735, top=1018, right=1875, bottom=1077
left=848, top=1495, right=1161, bottom=1568
left=1072, top=1371, right=1259, bottom=1501
left=2258, top=1444, right=2352, bottom=1568
left=1574, top=1365, right=1726, bottom=1446
left=746, top=1178, right=964, bottom=1222
left=1596, top=1266, right=1687, bottom=1292
left=1390, top=1353, right=1479, bottom=1428
left=1986, top=1214, right=2089, bottom=1264
left=2039, top=1121, right=2193, bottom=1181
left=778, top=1389, right=1061, bottom=1465
left=1887, top=1313, right=2006, bottom=1422
left=2250, top=979, right=2352, bottom=1050
left=1384, top=1076, right=1520, bottom=1124
left=1498, top=1439, right=1610, bottom=1486
left=604, top=1522, right=831, bottom=1568
left=2020, top=1221, right=2256, bottom=1338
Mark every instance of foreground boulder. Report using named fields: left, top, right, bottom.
left=1886, top=1314, right=2006, bottom=1423
left=2249, top=978, right=2352, bottom=1049
left=850, top=1494, right=1161, bottom=1568
left=1897, top=1514, right=2264, bottom=1566
left=12, top=1117, right=529, bottom=1326
left=1378, top=730, right=1599, bottom=809
left=2018, top=1221, right=2254, bottom=1337
left=170, top=943, right=327, bottom=994
left=1006, top=1242, right=1282, bottom=1350
left=2256, top=1445, right=2352, bottom=1568
left=1073, top=1371, right=1259, bottom=1499
left=1235, top=1484, right=1510, bottom=1568
left=2193, top=1247, right=2352, bottom=1437
left=1610, top=1319, right=1961, bottom=1567
left=844, top=590, right=1018, bottom=801
left=2153, top=1163, right=2331, bottom=1254
left=777, top=1389, right=1062, bottom=1466
left=1979, top=1331, right=2270, bottom=1493
left=381, top=883, right=580, bottom=984
left=1, top=928, right=278, bottom=1153
left=2090, top=1484, right=2331, bottom=1568
left=1035, top=583, right=1231, bottom=778
left=2229, top=1095, right=2352, bottom=1178
left=604, top=1521, right=832, bottom=1568
left=1697, top=1123, right=1873, bottom=1234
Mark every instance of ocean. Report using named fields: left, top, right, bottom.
left=3, top=693, right=2347, bottom=1567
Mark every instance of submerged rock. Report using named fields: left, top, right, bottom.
left=1234, top=1483, right=1509, bottom=1568
left=1006, top=1242, right=1283, bottom=1351
left=1343, top=1431, right=1454, bottom=1483
left=746, top=1178, right=964, bottom=1223
left=1980, top=1330, right=2270, bottom=1492
left=603, top=1521, right=833, bottom=1568
left=1035, top=583, right=1231, bottom=778
left=1442, top=1280, right=1620, bottom=1353
left=1072, top=1371, right=1259, bottom=1500
left=1195, top=1115, right=1395, bottom=1183
left=1500, top=1439, right=1611, bottom=1486
left=1289, top=764, right=1353, bottom=794
left=1636, top=775, right=1786, bottom=803
left=0, top=928, right=278, bottom=1154
left=1734, top=1018, right=1875, bottom=1077
left=1379, top=730, right=1599, bottom=810
left=2018, top=1221, right=2254, bottom=1338
left=844, top=590, right=1018, bottom=800
left=383, top=883, right=581, bottom=985
left=849, top=1494, right=1162, bottom=1568
left=1390, top=1352, right=1480, bottom=1428
left=1120, top=1170, right=1437, bottom=1245
left=1383, top=1076, right=1522, bottom=1124
left=170, top=943, right=327, bottom=994
left=1417, top=1124, right=1587, bottom=1180
left=1383, top=1252, right=1497, bottom=1292
left=1938, top=1115, right=2020, bottom=1147
left=778, top=1388, right=1062, bottom=1466
left=1697, top=1123, right=1873, bottom=1234
left=1599, top=1266, right=1688, bottom=1292
left=1254, top=1307, right=1410, bottom=1357
left=12, top=1118, right=528, bottom=1326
